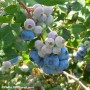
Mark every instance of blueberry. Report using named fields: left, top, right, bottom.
left=43, top=65, right=56, bottom=74
left=44, top=54, right=59, bottom=69
left=9, top=56, right=22, bottom=64
left=21, top=30, right=35, bottom=41
left=29, top=49, right=44, bottom=67
left=77, top=47, right=87, bottom=56
left=73, top=52, right=84, bottom=60
left=58, top=47, right=69, bottom=60
left=56, top=60, right=69, bottom=72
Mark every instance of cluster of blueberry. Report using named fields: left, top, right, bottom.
left=21, top=4, right=53, bottom=41
left=21, top=4, right=69, bottom=74
left=29, top=31, right=69, bottom=74
left=1, top=3, right=90, bottom=74
left=0, top=56, right=22, bottom=72
left=73, top=40, right=90, bottom=61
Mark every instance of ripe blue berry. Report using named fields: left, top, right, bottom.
left=73, top=52, right=84, bottom=60
left=43, top=65, right=56, bottom=74
left=21, top=30, right=35, bottom=41
left=58, top=47, right=69, bottom=60
left=29, top=50, right=43, bottom=67
left=44, top=54, right=59, bottom=69
left=77, top=47, right=87, bottom=57
left=57, top=60, right=69, bottom=71
left=10, top=56, right=22, bottom=64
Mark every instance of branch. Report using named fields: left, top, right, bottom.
left=63, top=71, right=90, bottom=90
left=19, top=1, right=32, bottom=19
left=66, top=45, right=77, bottom=50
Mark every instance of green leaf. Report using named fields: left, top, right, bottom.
left=34, top=0, right=67, bottom=5
left=71, top=24, right=86, bottom=35
left=0, top=25, right=16, bottom=48
left=61, top=28, right=71, bottom=40
left=0, top=16, right=12, bottom=23
left=77, top=0, right=85, bottom=6
left=3, top=48, right=18, bottom=60
left=72, top=2, right=82, bottom=11
left=11, top=23, right=21, bottom=36
left=85, top=15, right=90, bottom=28
left=5, top=5, right=18, bottom=15
left=13, top=41, right=28, bottom=52
left=52, top=86, right=62, bottom=90
left=15, top=11, right=26, bottom=23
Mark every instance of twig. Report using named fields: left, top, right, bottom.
left=66, top=45, right=77, bottom=50
left=19, top=1, right=32, bottom=19
left=63, top=71, right=90, bottom=90
left=40, top=33, right=45, bottom=42
left=28, top=7, right=34, bottom=12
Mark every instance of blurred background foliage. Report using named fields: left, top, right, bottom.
left=0, top=0, right=90, bottom=90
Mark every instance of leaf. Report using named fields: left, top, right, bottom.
left=52, top=86, right=62, bottom=90
left=61, top=28, right=71, bottom=40
left=77, top=0, right=85, bottom=6
left=72, top=2, right=82, bottom=11
left=0, top=25, right=16, bottom=48
left=10, top=72, right=16, bottom=79
left=15, top=11, right=26, bottom=23
left=34, top=0, right=67, bottom=5
left=11, top=23, right=21, bottom=36
left=5, top=5, right=18, bottom=15
left=71, top=24, right=86, bottom=35
left=3, top=47, right=18, bottom=60
left=0, top=16, right=12, bottom=23
left=85, top=15, right=90, bottom=28
left=59, top=5, right=67, bottom=13
left=13, top=41, right=28, bottom=52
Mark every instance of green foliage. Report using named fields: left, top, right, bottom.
left=34, top=0, right=67, bottom=5
left=0, top=0, right=90, bottom=90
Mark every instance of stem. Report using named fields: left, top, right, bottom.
left=63, top=71, right=90, bottom=90
left=66, top=45, right=77, bottom=50
left=28, top=7, right=34, bottom=12
left=40, top=34, right=45, bottom=42
left=19, top=1, right=32, bottom=19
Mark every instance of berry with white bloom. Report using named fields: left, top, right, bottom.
left=38, top=14, right=47, bottom=22
left=84, top=40, right=90, bottom=48
left=48, top=31, right=58, bottom=39
left=45, top=15, right=53, bottom=25
left=34, top=26, right=42, bottom=35
left=78, top=43, right=84, bottom=47
left=24, top=19, right=35, bottom=30
left=55, top=36, right=65, bottom=48
left=10, top=56, right=22, bottom=64
left=2, top=61, right=11, bottom=68
left=33, top=7, right=44, bottom=18
left=38, top=50, right=46, bottom=58
left=53, top=47, right=61, bottom=55
left=43, top=6, right=53, bottom=16
left=2, top=61, right=11, bottom=71
left=45, top=38, right=55, bottom=48
left=33, top=4, right=42, bottom=9
left=35, top=40, right=44, bottom=50
left=41, top=45, right=52, bottom=55
left=20, top=65, right=29, bottom=72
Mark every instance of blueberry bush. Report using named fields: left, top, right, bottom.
left=0, top=0, right=90, bottom=90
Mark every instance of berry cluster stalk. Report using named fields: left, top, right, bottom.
left=19, top=1, right=32, bottom=19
